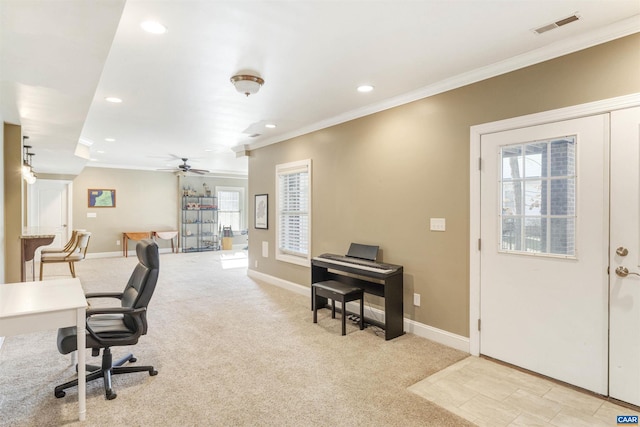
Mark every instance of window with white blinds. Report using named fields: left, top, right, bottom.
left=276, top=159, right=311, bottom=266
left=216, top=187, right=244, bottom=232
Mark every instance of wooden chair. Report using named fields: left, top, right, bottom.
left=41, top=229, right=82, bottom=255
left=39, top=231, right=91, bottom=280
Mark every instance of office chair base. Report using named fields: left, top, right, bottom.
left=54, top=348, right=157, bottom=400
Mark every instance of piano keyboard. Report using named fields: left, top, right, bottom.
left=313, top=254, right=398, bottom=274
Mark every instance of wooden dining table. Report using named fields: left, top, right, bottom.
left=122, top=231, right=151, bottom=257
left=152, top=230, right=179, bottom=253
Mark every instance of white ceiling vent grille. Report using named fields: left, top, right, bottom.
left=533, top=13, right=580, bottom=35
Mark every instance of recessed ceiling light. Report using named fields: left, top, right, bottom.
left=140, top=21, right=167, bottom=34
left=105, top=97, right=122, bottom=103
left=105, top=138, right=115, bottom=142
left=97, top=150, right=105, bottom=154
left=357, top=85, right=374, bottom=93
left=265, top=123, right=277, bottom=129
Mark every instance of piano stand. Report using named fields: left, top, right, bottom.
left=312, top=280, right=364, bottom=336
left=311, top=257, right=404, bottom=340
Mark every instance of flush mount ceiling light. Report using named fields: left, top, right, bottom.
left=105, top=97, right=122, bottom=103
left=357, top=85, right=374, bottom=93
left=265, top=123, right=276, bottom=129
left=230, top=74, right=264, bottom=97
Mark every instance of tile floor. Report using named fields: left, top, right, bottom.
left=409, top=356, right=639, bottom=427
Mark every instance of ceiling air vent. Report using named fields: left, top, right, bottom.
left=248, top=133, right=261, bottom=138
left=533, top=13, right=580, bottom=35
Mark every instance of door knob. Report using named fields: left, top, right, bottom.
left=616, top=247, right=629, bottom=256
left=615, top=266, right=640, bottom=278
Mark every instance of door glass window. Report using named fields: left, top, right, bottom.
left=500, top=136, right=576, bottom=257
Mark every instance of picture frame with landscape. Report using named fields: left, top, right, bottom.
left=88, top=189, right=116, bottom=208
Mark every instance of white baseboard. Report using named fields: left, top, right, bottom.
left=86, top=248, right=175, bottom=259
left=247, top=269, right=309, bottom=296
left=247, top=269, right=470, bottom=353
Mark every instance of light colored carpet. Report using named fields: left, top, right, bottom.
left=0, top=251, right=472, bottom=426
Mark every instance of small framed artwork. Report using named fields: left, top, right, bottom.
left=88, top=189, right=116, bottom=208
left=255, top=194, right=268, bottom=229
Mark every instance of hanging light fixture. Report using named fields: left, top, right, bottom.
left=230, top=74, right=264, bottom=97
left=22, top=138, right=37, bottom=185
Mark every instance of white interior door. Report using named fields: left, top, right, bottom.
left=480, top=115, right=609, bottom=394
left=28, top=180, right=70, bottom=247
left=609, top=106, right=640, bottom=406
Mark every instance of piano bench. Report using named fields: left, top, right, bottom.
left=312, top=280, right=364, bottom=336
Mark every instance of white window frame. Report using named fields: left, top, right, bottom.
left=216, top=186, right=245, bottom=232
left=275, top=159, right=312, bottom=266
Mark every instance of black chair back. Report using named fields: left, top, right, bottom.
left=121, top=239, right=159, bottom=332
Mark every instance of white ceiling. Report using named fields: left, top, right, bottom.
left=2, top=0, right=639, bottom=176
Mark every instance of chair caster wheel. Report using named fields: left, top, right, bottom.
left=106, top=391, right=117, bottom=400
left=150, top=369, right=158, bottom=376
left=54, top=390, right=66, bottom=398
left=129, top=357, right=137, bottom=363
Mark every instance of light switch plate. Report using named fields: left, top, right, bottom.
left=87, top=212, right=97, bottom=218
left=430, top=217, right=446, bottom=231
left=262, top=241, right=269, bottom=258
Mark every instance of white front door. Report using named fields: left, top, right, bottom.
left=27, top=180, right=71, bottom=247
left=480, top=115, right=609, bottom=394
left=609, top=106, right=640, bottom=406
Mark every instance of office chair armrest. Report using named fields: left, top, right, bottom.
left=86, top=306, right=135, bottom=316
left=85, top=307, right=147, bottom=347
left=85, top=292, right=124, bottom=300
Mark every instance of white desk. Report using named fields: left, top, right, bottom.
left=0, top=278, right=87, bottom=421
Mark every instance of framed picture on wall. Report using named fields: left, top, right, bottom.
left=255, top=194, right=268, bottom=229
left=88, top=189, right=116, bottom=208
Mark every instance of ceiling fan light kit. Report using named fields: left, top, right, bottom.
left=230, top=74, right=264, bottom=96
left=159, top=157, right=210, bottom=175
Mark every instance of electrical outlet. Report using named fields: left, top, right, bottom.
left=413, top=293, right=421, bottom=307
left=254, top=260, right=258, bottom=268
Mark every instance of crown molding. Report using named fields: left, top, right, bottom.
left=247, top=15, right=640, bottom=152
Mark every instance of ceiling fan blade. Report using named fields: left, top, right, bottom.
left=190, top=169, right=209, bottom=174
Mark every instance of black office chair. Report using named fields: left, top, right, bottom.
left=54, top=239, right=160, bottom=400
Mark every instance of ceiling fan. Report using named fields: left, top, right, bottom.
left=159, top=157, right=209, bottom=175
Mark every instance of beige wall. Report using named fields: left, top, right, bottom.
left=248, top=34, right=640, bottom=337
left=3, top=123, right=23, bottom=283
left=71, top=167, right=248, bottom=254
left=72, top=167, right=179, bottom=253
left=0, top=117, right=4, bottom=282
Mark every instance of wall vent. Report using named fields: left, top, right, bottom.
left=533, top=13, right=580, bottom=35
